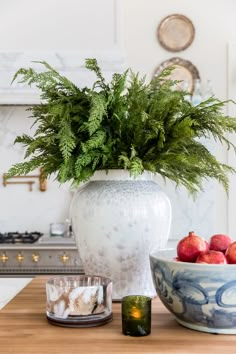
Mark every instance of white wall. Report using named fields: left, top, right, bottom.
left=0, top=0, right=236, bottom=240
left=0, top=0, right=119, bottom=51
left=122, top=0, right=236, bottom=99
left=122, top=0, right=236, bottom=240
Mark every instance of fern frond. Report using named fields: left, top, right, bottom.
left=87, top=94, right=107, bottom=135
left=6, top=156, right=46, bottom=178
left=81, top=130, right=106, bottom=153
left=58, top=120, right=76, bottom=162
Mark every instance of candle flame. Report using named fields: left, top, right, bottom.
left=131, top=306, right=141, bottom=319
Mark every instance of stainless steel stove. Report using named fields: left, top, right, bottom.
left=0, top=231, right=83, bottom=277
left=0, top=231, right=43, bottom=244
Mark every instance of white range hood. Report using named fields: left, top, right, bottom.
left=0, top=50, right=126, bottom=105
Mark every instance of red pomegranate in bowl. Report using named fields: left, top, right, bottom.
left=177, top=231, right=209, bottom=262
left=196, top=250, right=227, bottom=264
left=209, top=234, right=232, bottom=253
left=225, top=242, right=236, bottom=264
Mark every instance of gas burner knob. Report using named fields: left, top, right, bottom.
left=60, top=252, right=70, bottom=264
left=16, top=252, right=24, bottom=263
left=0, top=252, right=9, bottom=263
left=32, top=253, right=40, bottom=263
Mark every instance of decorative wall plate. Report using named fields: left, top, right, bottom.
left=157, top=14, right=195, bottom=52
left=153, top=57, right=200, bottom=93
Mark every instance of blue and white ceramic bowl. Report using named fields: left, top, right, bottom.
left=150, top=248, right=236, bottom=334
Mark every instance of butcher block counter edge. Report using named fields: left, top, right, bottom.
left=0, top=276, right=236, bottom=354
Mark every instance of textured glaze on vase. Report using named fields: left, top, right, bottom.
left=71, top=170, right=172, bottom=300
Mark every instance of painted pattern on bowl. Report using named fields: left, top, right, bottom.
left=150, top=249, right=236, bottom=334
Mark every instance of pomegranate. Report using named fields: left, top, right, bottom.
left=196, top=250, right=227, bottom=264
left=209, top=234, right=232, bottom=253
left=173, top=257, right=181, bottom=262
left=225, top=242, right=236, bottom=264
left=177, top=231, right=209, bottom=262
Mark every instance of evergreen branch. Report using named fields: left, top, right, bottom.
left=7, top=59, right=236, bottom=195
left=85, top=58, right=108, bottom=91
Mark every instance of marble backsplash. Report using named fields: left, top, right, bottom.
left=0, top=106, right=73, bottom=234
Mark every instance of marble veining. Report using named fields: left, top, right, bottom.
left=0, top=278, right=32, bottom=310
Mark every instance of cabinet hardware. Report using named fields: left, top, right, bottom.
left=60, top=253, right=70, bottom=264
left=16, top=253, right=24, bottom=263
left=0, top=253, right=9, bottom=263
left=32, top=253, right=40, bottom=263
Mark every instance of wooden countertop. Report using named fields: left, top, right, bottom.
left=1, top=277, right=236, bottom=354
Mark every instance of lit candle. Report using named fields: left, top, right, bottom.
left=121, top=295, right=151, bottom=336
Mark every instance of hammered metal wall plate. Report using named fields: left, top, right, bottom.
left=157, top=14, right=195, bottom=52
left=153, top=57, right=200, bottom=93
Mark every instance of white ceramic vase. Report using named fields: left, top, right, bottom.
left=71, top=170, right=172, bottom=300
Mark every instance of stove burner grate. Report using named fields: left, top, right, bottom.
left=0, top=231, right=43, bottom=244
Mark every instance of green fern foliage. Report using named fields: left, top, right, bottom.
left=7, top=59, right=236, bottom=194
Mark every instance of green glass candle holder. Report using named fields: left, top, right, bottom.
left=121, top=295, right=152, bottom=336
